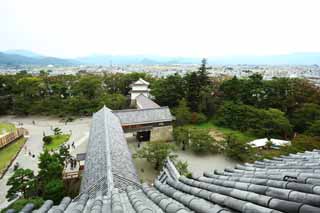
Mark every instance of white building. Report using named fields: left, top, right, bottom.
left=130, top=78, right=151, bottom=101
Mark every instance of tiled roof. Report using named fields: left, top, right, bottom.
left=113, top=107, right=173, bottom=126
left=12, top=107, right=320, bottom=213
left=81, top=106, right=139, bottom=192
left=19, top=150, right=320, bottom=213
left=131, top=78, right=150, bottom=86
left=135, top=94, right=160, bottom=109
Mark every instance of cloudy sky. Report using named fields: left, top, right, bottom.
left=1, top=0, right=320, bottom=58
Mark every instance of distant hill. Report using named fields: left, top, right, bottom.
left=4, top=49, right=44, bottom=58
left=1, top=49, right=320, bottom=65
left=0, top=52, right=78, bottom=66
left=76, top=54, right=201, bottom=65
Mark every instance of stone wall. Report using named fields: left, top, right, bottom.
left=150, top=126, right=173, bottom=142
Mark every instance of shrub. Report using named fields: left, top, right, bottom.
left=189, top=128, right=213, bottom=154
left=43, top=179, right=64, bottom=204
left=42, top=136, right=53, bottom=145
left=191, top=112, right=207, bottom=124
left=174, top=160, right=192, bottom=177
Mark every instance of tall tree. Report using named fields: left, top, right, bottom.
left=133, top=142, right=176, bottom=170
left=6, top=169, right=36, bottom=201
left=173, top=99, right=192, bottom=126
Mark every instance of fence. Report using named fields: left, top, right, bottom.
left=0, top=128, right=28, bottom=149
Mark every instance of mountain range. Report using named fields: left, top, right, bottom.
left=1, top=49, right=320, bottom=66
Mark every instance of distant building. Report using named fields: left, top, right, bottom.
left=130, top=78, right=151, bottom=105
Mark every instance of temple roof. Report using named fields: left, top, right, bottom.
left=18, top=149, right=320, bottom=213
left=135, top=94, right=160, bottom=109
left=80, top=106, right=139, bottom=192
left=12, top=106, right=320, bottom=213
left=113, top=107, right=173, bottom=126
left=131, top=78, right=150, bottom=86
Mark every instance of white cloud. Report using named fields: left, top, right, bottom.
left=1, top=0, right=320, bottom=58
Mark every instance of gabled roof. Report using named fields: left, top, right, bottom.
left=81, top=106, right=139, bottom=192
left=131, top=78, right=150, bottom=86
left=135, top=94, right=160, bottom=109
left=113, top=107, right=173, bottom=126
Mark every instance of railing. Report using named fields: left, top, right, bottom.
left=63, top=171, right=80, bottom=179
left=113, top=173, right=142, bottom=192
left=72, top=173, right=142, bottom=202
left=72, top=176, right=108, bottom=202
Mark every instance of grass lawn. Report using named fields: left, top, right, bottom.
left=190, top=121, right=256, bottom=143
left=0, top=137, right=26, bottom=174
left=44, top=134, right=70, bottom=151
left=0, top=122, right=16, bottom=134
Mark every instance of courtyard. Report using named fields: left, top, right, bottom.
left=0, top=116, right=91, bottom=208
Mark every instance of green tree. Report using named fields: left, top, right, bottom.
left=133, top=142, right=176, bottom=170
left=291, top=103, right=320, bottom=133
left=173, top=126, right=189, bottom=150
left=74, top=76, right=102, bottom=100
left=173, top=99, right=192, bottom=126
left=223, top=134, right=253, bottom=162
left=38, top=151, right=63, bottom=187
left=151, top=73, right=185, bottom=107
left=262, top=108, right=293, bottom=139
left=58, top=145, right=71, bottom=166
left=6, top=169, right=36, bottom=201
left=306, top=120, right=320, bottom=136
left=53, top=127, right=62, bottom=135
left=43, top=179, right=64, bottom=204
left=42, top=136, right=53, bottom=145
left=189, top=128, right=214, bottom=153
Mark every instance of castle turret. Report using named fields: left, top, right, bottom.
left=130, top=78, right=150, bottom=105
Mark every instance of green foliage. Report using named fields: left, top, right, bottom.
left=0, top=138, right=26, bottom=173
left=133, top=142, right=176, bottom=170
left=174, top=160, right=192, bottom=177
left=42, top=136, right=53, bottom=145
left=174, top=126, right=220, bottom=154
left=151, top=73, right=185, bottom=107
left=38, top=151, right=63, bottom=185
left=58, top=144, right=71, bottom=166
left=306, top=120, right=320, bottom=136
left=173, top=126, right=189, bottom=150
left=191, top=112, right=207, bottom=124
left=216, top=102, right=292, bottom=138
left=53, top=127, right=62, bottom=135
left=223, top=134, right=254, bottom=162
left=43, top=179, right=64, bottom=204
left=6, top=168, right=36, bottom=201
left=1, top=197, right=44, bottom=213
left=265, top=140, right=274, bottom=149
left=189, top=128, right=216, bottom=154
left=173, top=99, right=192, bottom=126
left=291, top=103, right=320, bottom=133
left=44, top=134, right=70, bottom=151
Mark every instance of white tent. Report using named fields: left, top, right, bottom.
left=249, top=138, right=290, bottom=148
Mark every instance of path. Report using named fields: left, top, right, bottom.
left=0, top=116, right=91, bottom=209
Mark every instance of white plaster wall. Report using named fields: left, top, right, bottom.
left=150, top=126, right=173, bottom=142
